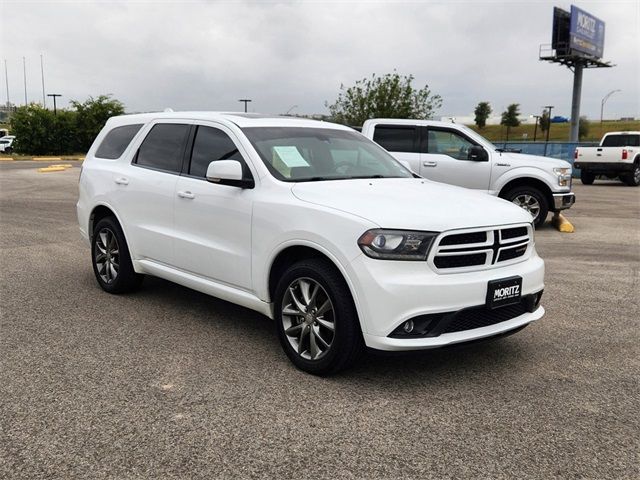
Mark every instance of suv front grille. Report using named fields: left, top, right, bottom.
left=430, top=224, right=532, bottom=273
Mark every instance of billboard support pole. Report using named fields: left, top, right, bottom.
left=569, top=63, right=583, bottom=142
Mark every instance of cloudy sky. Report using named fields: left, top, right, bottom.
left=1, top=0, right=638, bottom=120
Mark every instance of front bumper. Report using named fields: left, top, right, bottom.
left=346, top=252, right=545, bottom=350
left=552, top=192, right=576, bottom=211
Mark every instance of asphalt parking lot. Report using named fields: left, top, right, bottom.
left=1, top=161, right=638, bottom=479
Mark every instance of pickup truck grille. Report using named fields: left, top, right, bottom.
left=429, top=224, right=532, bottom=273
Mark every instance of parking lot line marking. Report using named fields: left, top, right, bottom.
left=552, top=213, right=575, bottom=233
left=50, top=164, right=74, bottom=169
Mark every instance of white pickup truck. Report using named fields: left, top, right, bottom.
left=361, top=119, right=575, bottom=227
left=574, top=132, right=640, bottom=186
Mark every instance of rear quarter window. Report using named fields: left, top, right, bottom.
left=95, top=124, right=143, bottom=159
left=372, top=125, right=418, bottom=153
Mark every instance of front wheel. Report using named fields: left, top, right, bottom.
left=502, top=186, right=549, bottom=227
left=580, top=170, right=595, bottom=185
left=621, top=163, right=640, bottom=186
left=274, top=258, right=363, bottom=376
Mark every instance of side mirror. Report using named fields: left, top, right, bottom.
left=206, top=160, right=254, bottom=188
left=468, top=145, right=488, bottom=162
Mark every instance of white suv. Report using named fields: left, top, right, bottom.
left=77, top=112, right=545, bottom=375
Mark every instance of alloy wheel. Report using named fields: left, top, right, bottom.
left=281, top=278, right=335, bottom=361
left=94, top=228, right=120, bottom=284
left=513, top=194, right=541, bottom=220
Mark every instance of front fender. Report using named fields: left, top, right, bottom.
left=492, top=166, right=560, bottom=195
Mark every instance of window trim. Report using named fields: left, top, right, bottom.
left=422, top=126, right=481, bottom=159
left=372, top=124, right=419, bottom=154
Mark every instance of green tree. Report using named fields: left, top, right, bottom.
left=578, top=116, right=590, bottom=140
left=10, top=104, right=77, bottom=155
left=500, top=103, right=521, bottom=141
left=326, top=72, right=442, bottom=126
left=71, top=95, right=125, bottom=152
left=474, top=101, right=492, bottom=129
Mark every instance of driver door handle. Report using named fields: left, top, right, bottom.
left=423, top=161, right=438, bottom=167
left=114, top=177, right=129, bottom=185
left=177, top=190, right=195, bottom=199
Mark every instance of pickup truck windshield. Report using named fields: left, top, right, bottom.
left=602, top=134, right=640, bottom=147
left=242, top=127, right=413, bottom=182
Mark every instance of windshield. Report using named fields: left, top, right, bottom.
left=242, top=127, right=413, bottom=182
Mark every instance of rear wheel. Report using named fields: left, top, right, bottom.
left=274, top=258, right=363, bottom=375
left=91, top=216, right=144, bottom=293
left=621, top=163, right=640, bottom=186
left=503, top=185, right=549, bottom=227
left=580, top=170, right=595, bottom=185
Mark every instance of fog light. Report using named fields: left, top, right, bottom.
left=403, top=320, right=414, bottom=333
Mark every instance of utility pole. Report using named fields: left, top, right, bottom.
left=40, top=54, right=46, bottom=107
left=238, top=99, right=252, bottom=113
left=600, top=89, right=621, bottom=136
left=3, top=59, right=9, bottom=107
left=47, top=93, right=62, bottom=115
left=543, top=105, right=554, bottom=156
left=531, top=115, right=541, bottom=141
left=22, top=57, right=27, bottom=105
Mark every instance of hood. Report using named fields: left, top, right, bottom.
left=501, top=152, right=571, bottom=170
left=291, top=178, right=533, bottom=231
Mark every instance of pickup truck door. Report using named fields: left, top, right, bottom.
left=419, top=126, right=492, bottom=190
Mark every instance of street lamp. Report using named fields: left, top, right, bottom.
left=600, top=89, right=621, bottom=135
left=285, top=104, right=298, bottom=115
left=47, top=93, right=62, bottom=115
left=543, top=105, right=554, bottom=156
left=238, top=99, right=252, bottom=113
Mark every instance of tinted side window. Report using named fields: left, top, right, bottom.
left=427, top=129, right=476, bottom=160
left=135, top=124, right=189, bottom=172
left=189, top=126, right=246, bottom=178
left=95, top=124, right=143, bottom=159
left=372, top=125, right=417, bottom=153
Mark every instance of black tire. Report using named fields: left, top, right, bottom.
left=502, top=185, right=549, bottom=228
left=274, top=258, right=363, bottom=376
left=4, top=147, right=12, bottom=154
left=621, top=162, right=640, bottom=187
left=580, top=170, right=595, bottom=185
left=91, top=216, right=144, bottom=293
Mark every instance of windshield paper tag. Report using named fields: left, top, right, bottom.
left=273, top=146, right=310, bottom=168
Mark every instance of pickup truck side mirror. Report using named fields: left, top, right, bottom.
left=468, top=145, right=488, bottom=162
left=206, top=160, right=254, bottom=188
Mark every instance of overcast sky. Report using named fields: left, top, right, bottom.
left=1, top=0, right=638, bottom=120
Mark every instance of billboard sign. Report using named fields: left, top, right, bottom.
left=569, top=5, right=605, bottom=58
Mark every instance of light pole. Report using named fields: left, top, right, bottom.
left=47, top=93, right=62, bottom=115
left=238, top=99, right=252, bottom=113
left=543, top=105, right=554, bottom=156
left=531, top=115, right=541, bottom=141
left=285, top=104, right=298, bottom=115
left=600, top=89, right=621, bottom=135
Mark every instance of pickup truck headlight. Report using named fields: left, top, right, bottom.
left=358, top=229, right=438, bottom=260
left=554, top=167, right=572, bottom=187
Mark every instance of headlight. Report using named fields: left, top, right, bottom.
left=357, top=229, right=438, bottom=260
left=553, top=167, right=572, bottom=187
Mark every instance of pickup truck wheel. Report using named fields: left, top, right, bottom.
left=503, top=186, right=549, bottom=227
left=274, top=258, right=363, bottom=376
left=621, top=163, right=640, bottom=186
left=91, top=217, right=144, bottom=293
left=580, top=170, right=595, bottom=185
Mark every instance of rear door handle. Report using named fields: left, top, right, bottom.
left=177, top=191, right=195, bottom=199
left=423, top=161, right=438, bottom=167
left=114, top=177, right=129, bottom=185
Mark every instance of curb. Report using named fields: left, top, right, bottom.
left=552, top=213, right=575, bottom=233
left=38, top=166, right=68, bottom=173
